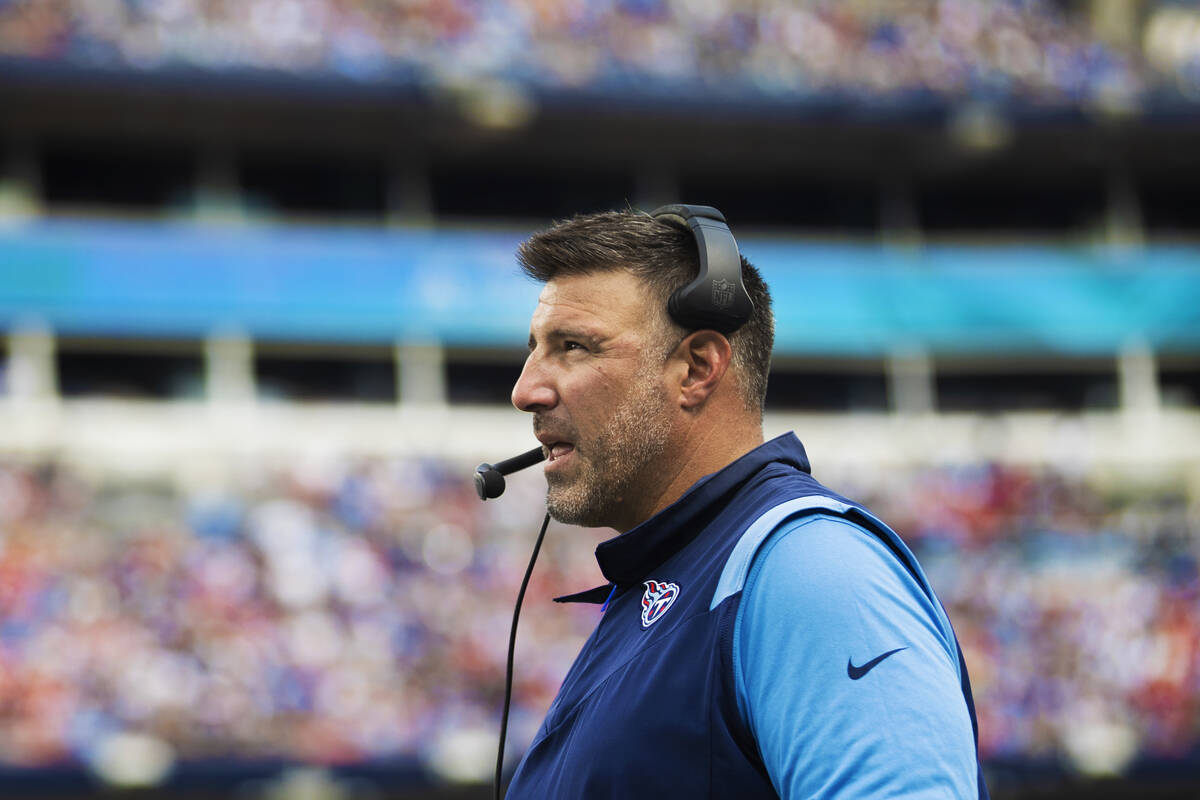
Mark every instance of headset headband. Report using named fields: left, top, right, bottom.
left=651, top=204, right=754, bottom=334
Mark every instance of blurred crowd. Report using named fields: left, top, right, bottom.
left=847, top=463, right=1200, bottom=772
left=0, top=455, right=607, bottom=779
left=0, top=453, right=1196, bottom=779
left=3, top=0, right=1199, bottom=106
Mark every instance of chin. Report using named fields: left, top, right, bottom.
left=546, top=487, right=606, bottom=529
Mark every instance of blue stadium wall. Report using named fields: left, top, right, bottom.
left=2, top=220, right=1198, bottom=356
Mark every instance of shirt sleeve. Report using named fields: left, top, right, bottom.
left=733, top=513, right=978, bottom=799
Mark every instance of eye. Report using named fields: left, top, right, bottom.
left=563, top=340, right=586, bottom=352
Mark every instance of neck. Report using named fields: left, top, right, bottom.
left=616, top=411, right=763, bottom=533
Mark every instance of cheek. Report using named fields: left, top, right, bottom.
left=562, top=388, right=602, bottom=429
left=562, top=373, right=623, bottom=426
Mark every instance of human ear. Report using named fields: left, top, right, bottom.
left=676, top=330, right=732, bottom=410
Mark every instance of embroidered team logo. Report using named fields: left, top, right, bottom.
left=640, top=580, right=680, bottom=628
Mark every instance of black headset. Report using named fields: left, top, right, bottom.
left=651, top=203, right=754, bottom=335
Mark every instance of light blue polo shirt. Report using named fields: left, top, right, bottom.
left=733, top=513, right=979, bottom=798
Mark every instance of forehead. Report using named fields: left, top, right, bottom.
left=531, top=270, right=659, bottom=335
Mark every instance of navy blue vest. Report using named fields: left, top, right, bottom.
left=506, top=433, right=987, bottom=798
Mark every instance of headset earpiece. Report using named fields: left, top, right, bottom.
left=651, top=204, right=753, bottom=334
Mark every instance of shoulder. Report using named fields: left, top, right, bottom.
left=711, top=490, right=908, bottom=615
left=736, top=510, right=959, bottom=670
left=738, top=513, right=944, bottom=649
left=750, top=513, right=916, bottom=604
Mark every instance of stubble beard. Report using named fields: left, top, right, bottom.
left=544, top=361, right=674, bottom=529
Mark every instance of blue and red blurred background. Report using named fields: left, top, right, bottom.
left=0, top=1, right=1199, bottom=798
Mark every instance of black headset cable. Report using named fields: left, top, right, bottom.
left=495, top=511, right=551, bottom=800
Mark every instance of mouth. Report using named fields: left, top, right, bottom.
left=534, top=415, right=577, bottom=472
left=543, top=441, right=576, bottom=470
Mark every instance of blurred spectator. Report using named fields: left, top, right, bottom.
left=0, top=455, right=607, bottom=777
left=0, top=453, right=1196, bottom=778
left=0, top=0, right=1167, bottom=107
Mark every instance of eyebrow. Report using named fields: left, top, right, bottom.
left=527, top=327, right=604, bottom=351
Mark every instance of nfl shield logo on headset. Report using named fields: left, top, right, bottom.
left=641, top=580, right=680, bottom=628
left=710, top=278, right=735, bottom=309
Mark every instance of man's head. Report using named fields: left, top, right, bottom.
left=510, top=209, right=774, bottom=531
left=517, top=210, right=774, bottom=411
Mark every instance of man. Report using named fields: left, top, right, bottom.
left=505, top=208, right=987, bottom=798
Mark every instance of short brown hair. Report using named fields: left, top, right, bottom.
left=517, top=209, right=774, bottom=412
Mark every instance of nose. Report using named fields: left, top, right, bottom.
left=512, top=352, right=557, bottom=413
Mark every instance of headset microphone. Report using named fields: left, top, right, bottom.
left=474, top=446, right=546, bottom=500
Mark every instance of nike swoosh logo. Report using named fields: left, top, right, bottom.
left=847, top=647, right=907, bottom=680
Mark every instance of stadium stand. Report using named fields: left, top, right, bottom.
left=0, top=0, right=1165, bottom=104
left=0, top=1, right=1199, bottom=798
